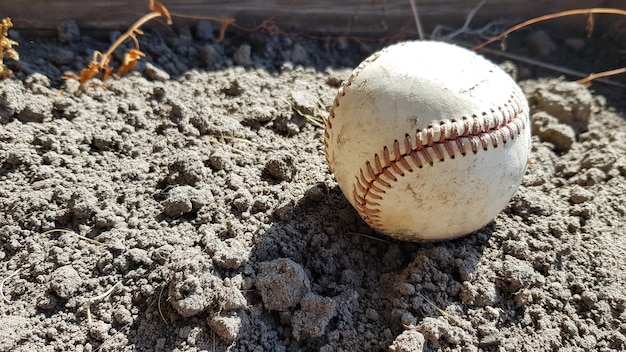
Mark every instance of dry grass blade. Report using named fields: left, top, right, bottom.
left=417, top=292, right=448, bottom=316
left=288, top=98, right=327, bottom=128
left=85, top=282, right=121, bottom=324
left=204, top=134, right=255, bottom=156
left=0, top=268, right=22, bottom=303
left=158, top=282, right=170, bottom=326
left=348, top=232, right=391, bottom=243
left=294, top=107, right=324, bottom=128
left=40, top=229, right=105, bottom=246
left=408, top=0, right=424, bottom=40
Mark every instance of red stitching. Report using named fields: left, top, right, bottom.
left=350, top=95, right=527, bottom=230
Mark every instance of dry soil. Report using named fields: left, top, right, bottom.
left=0, top=19, right=625, bottom=352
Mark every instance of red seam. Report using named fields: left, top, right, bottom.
left=350, top=97, right=527, bottom=230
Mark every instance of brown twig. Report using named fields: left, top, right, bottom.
left=472, top=8, right=626, bottom=51
left=169, top=11, right=298, bottom=43
left=63, top=0, right=172, bottom=90
left=576, top=67, right=626, bottom=86
left=472, top=8, right=626, bottom=85
left=0, top=17, right=19, bottom=78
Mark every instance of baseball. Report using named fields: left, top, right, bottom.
left=324, top=41, right=531, bottom=242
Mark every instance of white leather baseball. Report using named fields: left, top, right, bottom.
left=324, top=41, right=530, bottom=242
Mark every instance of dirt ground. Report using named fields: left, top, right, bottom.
left=0, top=16, right=625, bottom=352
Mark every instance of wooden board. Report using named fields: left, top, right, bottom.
left=1, top=0, right=622, bottom=37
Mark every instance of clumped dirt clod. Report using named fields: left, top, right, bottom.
left=0, top=18, right=625, bottom=352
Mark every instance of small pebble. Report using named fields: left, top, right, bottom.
left=233, top=44, right=252, bottom=66
left=531, top=111, right=576, bottom=153
left=114, top=307, right=134, bottom=325
left=201, top=45, right=221, bottom=66
left=389, top=329, right=425, bottom=352
left=264, top=153, right=297, bottom=181
left=290, top=44, right=308, bottom=64
left=305, top=186, right=325, bottom=202
left=255, top=258, right=310, bottom=311
left=88, top=321, right=110, bottom=341
left=49, top=265, right=82, bottom=299
left=569, top=185, right=594, bottom=204
left=36, top=293, right=58, bottom=310
left=144, top=63, right=170, bottom=81
left=213, top=238, right=249, bottom=269
left=208, top=314, right=242, bottom=342
left=366, top=308, right=379, bottom=321
left=397, top=282, right=416, bottom=296
left=400, top=311, right=417, bottom=326
left=291, top=293, right=336, bottom=340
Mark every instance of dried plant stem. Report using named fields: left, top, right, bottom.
left=417, top=292, right=448, bottom=316
left=408, top=0, right=424, bottom=40
left=0, top=268, right=22, bottom=303
left=433, top=0, right=487, bottom=41
left=100, top=11, right=162, bottom=68
left=577, top=67, right=626, bottom=86
left=94, top=2, right=170, bottom=78
left=349, top=232, right=391, bottom=243
left=158, top=283, right=169, bottom=326
left=0, top=17, right=19, bottom=78
left=64, top=0, right=172, bottom=89
left=40, top=229, right=105, bottom=246
left=204, top=135, right=254, bottom=156
left=85, top=282, right=121, bottom=324
left=471, top=8, right=626, bottom=84
left=473, top=8, right=626, bottom=51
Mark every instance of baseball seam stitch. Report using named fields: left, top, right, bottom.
left=323, top=49, right=528, bottom=231
left=352, top=95, right=527, bottom=229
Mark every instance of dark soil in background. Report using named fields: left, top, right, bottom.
left=0, top=16, right=625, bottom=352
